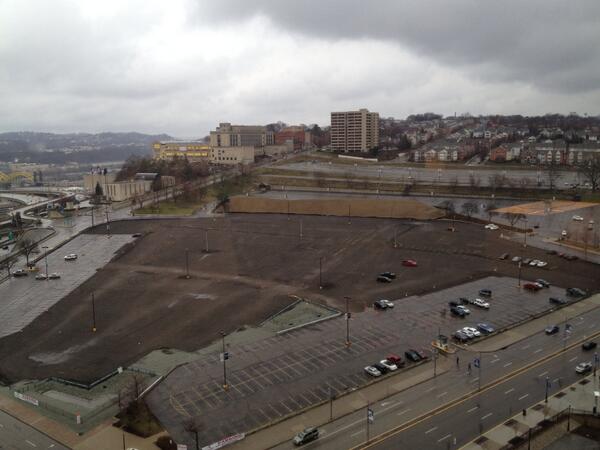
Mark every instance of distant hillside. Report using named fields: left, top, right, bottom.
left=0, top=131, right=174, bottom=164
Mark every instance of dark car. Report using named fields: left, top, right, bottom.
left=373, top=362, right=390, bottom=374
left=293, top=428, right=319, bottom=446
left=499, top=253, right=509, bottom=260
left=374, top=300, right=393, bottom=310
left=477, top=323, right=495, bottom=334
left=450, top=306, right=466, bottom=317
left=448, top=300, right=459, bottom=307
left=582, top=341, right=597, bottom=351
left=405, top=350, right=421, bottom=362
left=566, top=287, right=586, bottom=297
left=459, top=297, right=471, bottom=305
left=535, top=279, right=550, bottom=288
left=479, top=289, right=492, bottom=297
left=546, top=249, right=558, bottom=255
left=549, top=297, right=567, bottom=305
left=545, top=325, right=560, bottom=335
left=377, top=275, right=393, bottom=283
left=454, top=331, right=470, bottom=343
left=380, top=271, right=396, bottom=279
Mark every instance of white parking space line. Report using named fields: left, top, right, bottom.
left=397, top=408, right=411, bottom=416
left=521, top=344, right=530, bottom=350
left=467, top=406, right=479, bottom=413
left=569, top=356, right=578, bottom=362
left=490, top=359, right=500, bottom=364
left=470, top=377, right=479, bottom=384
left=481, top=413, right=493, bottom=420
left=25, top=441, right=37, bottom=447
left=503, top=362, right=513, bottom=368
left=505, top=388, right=515, bottom=395
left=425, top=386, right=435, bottom=393
left=533, top=348, right=543, bottom=354
left=590, top=323, right=596, bottom=329
left=438, top=434, right=452, bottom=443
left=518, top=394, right=529, bottom=401
left=538, top=371, right=548, bottom=377
left=425, top=426, right=438, bottom=434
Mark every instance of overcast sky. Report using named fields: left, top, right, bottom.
left=1, top=0, right=599, bottom=137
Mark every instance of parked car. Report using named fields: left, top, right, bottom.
left=463, top=326, right=481, bottom=337
left=459, top=297, right=471, bottom=305
left=364, top=366, right=382, bottom=377
left=402, top=259, right=418, bottom=267
left=374, top=299, right=394, bottom=309
left=499, top=253, right=509, bottom=260
left=549, top=297, right=567, bottom=305
left=565, top=255, right=578, bottom=261
left=64, top=253, right=78, bottom=261
left=529, top=259, right=540, bottom=266
left=473, top=298, right=490, bottom=309
left=373, top=362, right=390, bottom=374
left=379, top=359, right=398, bottom=371
left=523, top=258, right=532, bottom=265
left=572, top=215, right=584, bottom=222
left=386, top=354, right=404, bottom=366
left=512, top=256, right=522, bottom=263
left=477, top=323, right=495, bottom=334
left=376, top=275, right=393, bottom=283
left=12, top=269, right=28, bottom=277
left=450, top=306, right=466, bottom=317
left=582, top=341, right=597, bottom=351
left=546, top=250, right=558, bottom=255
left=561, top=230, right=568, bottom=237
left=379, top=271, right=396, bottom=279
left=566, top=287, right=586, bottom=297
left=35, top=273, right=47, bottom=280
left=536, top=261, right=548, bottom=268
left=456, top=305, right=470, bottom=315
left=454, top=331, right=470, bottom=343
left=575, top=362, right=592, bottom=374
left=449, top=300, right=459, bottom=307
left=293, top=428, right=319, bottom=446
left=545, top=325, right=560, bottom=335
left=485, top=223, right=499, bottom=230
left=524, top=283, right=542, bottom=292
left=405, top=350, right=422, bottom=362
left=478, top=289, right=492, bottom=297
left=48, top=273, right=61, bottom=280
left=380, top=299, right=394, bottom=308
left=535, top=279, right=550, bottom=288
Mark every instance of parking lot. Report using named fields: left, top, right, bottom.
left=147, top=275, right=579, bottom=448
left=0, top=233, right=133, bottom=338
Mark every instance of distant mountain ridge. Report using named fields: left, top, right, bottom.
left=0, top=131, right=175, bottom=165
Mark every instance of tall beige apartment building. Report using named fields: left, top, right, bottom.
left=330, top=109, right=379, bottom=153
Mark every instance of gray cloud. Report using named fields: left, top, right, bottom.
left=196, top=0, right=600, bottom=94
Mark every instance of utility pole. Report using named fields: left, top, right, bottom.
left=91, top=205, right=95, bottom=228
left=319, top=256, right=323, bottom=289
left=344, top=296, right=351, bottom=347
left=91, top=292, right=97, bottom=332
left=518, top=261, right=522, bottom=287
left=221, top=331, right=228, bottom=390
left=545, top=376, right=550, bottom=403
left=42, top=245, right=49, bottom=278
left=105, top=206, right=111, bottom=237
left=205, top=230, right=209, bottom=253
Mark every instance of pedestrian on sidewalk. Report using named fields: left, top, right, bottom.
left=456, top=356, right=460, bottom=368
left=467, top=362, right=471, bottom=374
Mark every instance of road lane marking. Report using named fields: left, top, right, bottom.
left=438, top=434, right=452, bottom=443
left=397, top=408, right=411, bottom=416
left=350, top=431, right=363, bottom=438
left=436, top=391, right=447, bottom=398
left=553, top=378, right=559, bottom=384
left=503, top=362, right=513, bottom=367
left=481, top=413, right=493, bottom=420
left=521, top=344, right=530, bottom=350
left=425, top=426, right=438, bottom=434
left=569, top=356, right=578, bottom=362
left=505, top=388, right=515, bottom=395
left=425, top=386, right=435, bottom=393
left=490, top=359, right=500, bottom=364
left=538, top=371, right=548, bottom=377
left=25, top=441, right=37, bottom=448
left=467, top=406, right=479, bottom=413
left=533, top=348, right=543, bottom=354
left=470, top=377, right=479, bottom=384
left=518, top=394, right=529, bottom=401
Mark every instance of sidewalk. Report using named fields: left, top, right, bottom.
left=231, top=359, right=450, bottom=450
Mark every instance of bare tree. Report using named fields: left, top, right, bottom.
left=438, top=200, right=456, bottom=216
left=0, top=256, right=17, bottom=277
left=578, top=155, right=600, bottom=192
left=448, top=176, right=459, bottom=192
left=184, top=417, right=204, bottom=450
left=485, top=202, right=497, bottom=222
left=461, top=202, right=478, bottom=218
left=343, top=171, right=356, bottom=189
left=502, top=212, right=526, bottom=227
left=519, top=177, right=531, bottom=189
left=16, top=234, right=38, bottom=268
left=545, top=159, right=562, bottom=192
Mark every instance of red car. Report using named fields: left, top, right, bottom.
left=402, top=259, right=418, bottom=267
left=386, top=354, right=404, bottom=366
left=523, top=283, right=542, bottom=292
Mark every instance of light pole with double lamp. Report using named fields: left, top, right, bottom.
left=221, top=331, right=229, bottom=390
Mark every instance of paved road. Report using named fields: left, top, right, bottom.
left=268, top=303, right=600, bottom=450
left=0, top=409, right=69, bottom=450
left=276, top=161, right=585, bottom=190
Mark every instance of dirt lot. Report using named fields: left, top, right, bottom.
left=0, top=214, right=598, bottom=383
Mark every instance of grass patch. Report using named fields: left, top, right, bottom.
left=135, top=200, right=203, bottom=216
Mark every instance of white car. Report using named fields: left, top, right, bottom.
left=379, top=359, right=398, bottom=371
left=473, top=298, right=490, bottom=309
left=460, top=328, right=475, bottom=338
left=572, top=215, right=584, bottom=222
left=457, top=305, right=471, bottom=315
left=35, top=273, right=47, bottom=280
left=380, top=299, right=395, bottom=309
left=512, top=256, right=522, bottom=263
left=575, top=362, right=592, bottom=374
left=485, top=224, right=499, bottom=230
left=536, top=261, right=547, bottom=268
left=364, top=366, right=382, bottom=377
left=529, top=259, right=540, bottom=266
left=48, top=273, right=61, bottom=280
left=463, top=326, right=482, bottom=337
left=561, top=230, right=568, bottom=237
left=64, top=254, right=78, bottom=261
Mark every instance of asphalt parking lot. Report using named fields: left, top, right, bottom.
left=0, top=234, right=133, bottom=338
left=147, top=275, right=579, bottom=448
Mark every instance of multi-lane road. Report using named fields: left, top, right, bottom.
left=269, top=303, right=600, bottom=450
left=0, top=409, right=68, bottom=450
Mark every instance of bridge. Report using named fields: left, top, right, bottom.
left=0, top=171, right=34, bottom=183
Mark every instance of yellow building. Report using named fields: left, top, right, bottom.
left=153, top=141, right=211, bottom=162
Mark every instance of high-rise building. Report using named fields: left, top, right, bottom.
left=209, top=123, right=274, bottom=148
left=330, top=109, right=379, bottom=153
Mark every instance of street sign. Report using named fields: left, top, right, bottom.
left=367, top=408, right=374, bottom=424
left=220, top=352, right=229, bottom=362
left=473, top=358, right=480, bottom=368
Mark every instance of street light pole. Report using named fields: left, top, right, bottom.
left=105, top=206, right=111, bottom=237
left=91, top=292, right=97, bottom=332
left=319, top=256, right=323, bottom=290
left=221, top=331, right=228, bottom=390
left=344, top=296, right=351, bottom=347
left=185, top=248, right=190, bottom=279
left=545, top=376, right=550, bottom=403
left=42, top=245, right=48, bottom=278
left=205, top=230, right=209, bottom=253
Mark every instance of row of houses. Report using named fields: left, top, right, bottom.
left=490, top=140, right=600, bottom=165
left=411, top=140, right=478, bottom=162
